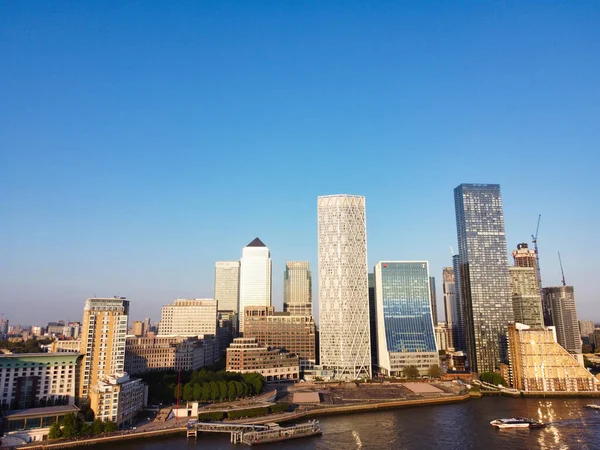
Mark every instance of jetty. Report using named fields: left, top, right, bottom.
left=185, top=420, right=321, bottom=444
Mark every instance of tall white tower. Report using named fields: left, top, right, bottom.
left=318, top=195, right=371, bottom=380
left=239, top=238, right=272, bottom=333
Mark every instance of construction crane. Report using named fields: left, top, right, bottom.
left=558, top=251, right=566, bottom=287
left=531, top=214, right=542, bottom=287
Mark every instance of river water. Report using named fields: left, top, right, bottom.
left=98, top=397, right=600, bottom=450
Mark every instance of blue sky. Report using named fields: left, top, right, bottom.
left=1, top=1, right=599, bottom=326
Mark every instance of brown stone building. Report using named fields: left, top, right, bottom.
left=226, top=337, right=299, bottom=382
left=242, top=306, right=316, bottom=370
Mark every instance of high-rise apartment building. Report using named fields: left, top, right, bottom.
left=79, top=297, right=129, bottom=398
left=374, top=261, right=438, bottom=376
left=214, top=261, right=240, bottom=312
left=132, top=321, right=144, bottom=337
left=579, top=320, right=595, bottom=339
left=512, top=243, right=538, bottom=269
left=507, top=323, right=598, bottom=392
left=239, top=238, right=272, bottom=333
left=508, top=267, right=544, bottom=328
left=541, top=286, right=581, bottom=354
left=158, top=299, right=217, bottom=337
left=318, top=195, right=371, bottom=380
left=283, top=261, right=312, bottom=316
left=243, top=306, right=316, bottom=369
left=454, top=183, right=514, bottom=373
left=442, top=267, right=459, bottom=352
left=429, top=277, right=438, bottom=325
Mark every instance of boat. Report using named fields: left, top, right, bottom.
left=490, top=418, right=545, bottom=429
left=241, top=420, right=322, bottom=445
left=586, top=404, right=600, bottom=410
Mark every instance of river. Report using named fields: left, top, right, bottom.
left=97, top=397, right=600, bottom=449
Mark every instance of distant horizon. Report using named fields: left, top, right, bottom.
left=2, top=2, right=598, bottom=325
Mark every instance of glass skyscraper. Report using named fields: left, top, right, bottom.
left=454, top=183, right=513, bottom=373
left=373, top=261, right=438, bottom=376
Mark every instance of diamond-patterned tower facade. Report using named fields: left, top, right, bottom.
left=318, top=195, right=372, bottom=380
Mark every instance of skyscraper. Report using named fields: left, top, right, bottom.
left=79, top=297, right=129, bottom=398
left=368, top=273, right=378, bottom=371
left=374, top=261, right=438, bottom=376
left=283, top=261, right=312, bottom=316
left=508, top=267, right=544, bottom=328
left=318, top=195, right=371, bottom=380
left=452, top=254, right=467, bottom=352
left=214, top=261, right=240, bottom=313
left=239, top=238, right=272, bottom=333
left=442, top=267, right=458, bottom=350
left=429, top=277, right=438, bottom=325
left=542, top=286, right=581, bottom=354
left=454, top=183, right=514, bottom=373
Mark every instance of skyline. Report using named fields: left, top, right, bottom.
left=2, top=2, right=599, bottom=325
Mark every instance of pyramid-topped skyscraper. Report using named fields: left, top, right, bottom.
left=239, top=237, right=272, bottom=333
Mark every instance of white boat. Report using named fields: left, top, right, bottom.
left=490, top=418, right=545, bottom=429
left=586, top=404, right=600, bottom=410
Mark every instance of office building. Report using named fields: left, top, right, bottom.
left=217, top=310, right=236, bottom=354
left=243, top=306, right=316, bottom=370
left=238, top=238, right=272, bottom=333
left=214, top=261, right=241, bottom=313
left=1, top=318, right=9, bottom=338
left=143, top=318, right=151, bottom=336
left=158, top=299, right=217, bottom=337
left=508, top=267, right=544, bottom=328
left=124, top=335, right=218, bottom=375
left=374, top=261, right=438, bottom=376
left=132, top=321, right=144, bottom=337
left=507, top=323, right=598, bottom=392
left=579, top=320, right=595, bottom=339
left=226, top=337, right=299, bottom=382
left=542, top=286, right=581, bottom=354
left=46, top=321, right=65, bottom=336
left=318, top=195, right=371, bottom=380
left=452, top=255, right=467, bottom=352
left=429, top=277, right=438, bottom=325
left=512, top=243, right=538, bottom=270
left=283, top=261, right=312, bottom=316
left=435, top=323, right=453, bottom=352
left=79, top=297, right=129, bottom=398
left=368, top=273, right=378, bottom=370
left=454, top=183, right=514, bottom=373
left=442, top=267, right=458, bottom=351
left=0, top=353, right=82, bottom=410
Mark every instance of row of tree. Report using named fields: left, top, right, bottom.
left=0, top=337, right=53, bottom=353
left=48, top=414, right=117, bottom=439
left=174, top=372, right=265, bottom=403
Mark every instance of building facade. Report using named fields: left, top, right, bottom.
left=318, top=195, right=371, bottom=380
left=242, top=306, right=316, bottom=369
left=132, top=321, right=144, bottom=337
left=542, top=286, right=581, bottom=354
left=452, top=254, right=467, bottom=352
left=79, top=297, right=129, bottom=399
left=226, top=337, right=299, bottom=382
left=214, top=261, right=241, bottom=313
left=238, top=238, right=272, bottom=333
left=442, top=267, right=458, bottom=351
left=283, top=261, right=312, bottom=316
left=0, top=353, right=82, bottom=410
left=124, top=335, right=218, bottom=375
left=454, top=183, right=514, bottom=373
left=579, top=320, right=595, bottom=340
left=374, top=261, right=438, bottom=376
left=429, top=277, right=438, bottom=325
left=507, top=323, right=598, bottom=392
left=368, top=273, right=378, bottom=371
left=90, top=373, right=147, bottom=426
left=508, top=267, right=544, bottom=328
left=158, top=299, right=217, bottom=337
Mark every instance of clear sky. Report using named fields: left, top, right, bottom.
left=1, top=1, right=599, bottom=326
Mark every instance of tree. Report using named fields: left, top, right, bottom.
left=209, top=381, right=220, bottom=401
left=234, top=381, right=244, bottom=398
left=218, top=381, right=228, bottom=401
left=227, top=381, right=236, bottom=401
left=48, top=422, right=62, bottom=439
left=104, top=421, right=118, bottom=433
left=60, top=413, right=79, bottom=438
left=427, top=364, right=442, bottom=379
left=480, top=372, right=506, bottom=386
left=79, top=422, right=93, bottom=437
left=403, top=366, right=420, bottom=379
left=201, top=383, right=211, bottom=401
left=92, top=419, right=105, bottom=435
left=183, top=383, right=194, bottom=402
left=193, top=383, right=202, bottom=401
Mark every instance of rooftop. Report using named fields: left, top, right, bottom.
left=247, top=237, right=266, bottom=247
left=4, top=405, right=80, bottom=419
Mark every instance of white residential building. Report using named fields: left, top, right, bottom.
left=238, top=238, right=272, bottom=333
left=158, top=299, right=217, bottom=336
left=317, top=195, right=371, bottom=380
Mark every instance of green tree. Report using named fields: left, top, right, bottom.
left=234, top=381, right=244, bottom=398
left=227, top=381, right=236, bottom=400
left=183, top=383, right=194, bottom=402
left=79, top=422, right=93, bottom=436
left=92, top=419, right=105, bottom=435
left=104, top=421, right=118, bottom=433
left=201, top=383, right=211, bottom=401
left=480, top=372, right=506, bottom=386
left=60, top=413, right=79, bottom=438
left=218, top=381, right=228, bottom=401
left=427, top=364, right=442, bottom=378
left=192, top=383, right=202, bottom=400
left=48, top=421, right=62, bottom=439
left=403, top=366, right=420, bottom=379
left=209, top=381, right=220, bottom=401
